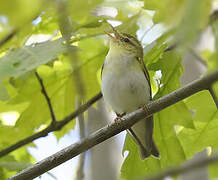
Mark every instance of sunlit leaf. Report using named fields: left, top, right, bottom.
left=144, top=0, right=185, bottom=24
left=0, top=0, right=43, bottom=27
left=0, top=38, right=76, bottom=100
left=174, top=0, right=211, bottom=50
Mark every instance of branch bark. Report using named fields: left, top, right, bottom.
left=0, top=92, right=102, bottom=158
left=142, top=152, right=218, bottom=180
left=9, top=70, right=218, bottom=180
left=75, top=100, right=86, bottom=180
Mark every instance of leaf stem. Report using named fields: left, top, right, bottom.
left=35, top=71, right=56, bottom=124
left=75, top=100, right=86, bottom=180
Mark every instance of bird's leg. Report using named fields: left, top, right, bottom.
left=140, top=104, right=149, bottom=117
left=115, top=112, right=126, bottom=124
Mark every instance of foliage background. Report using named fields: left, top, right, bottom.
left=0, top=0, right=217, bottom=179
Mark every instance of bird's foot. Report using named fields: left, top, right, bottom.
left=140, top=104, right=149, bottom=115
left=114, top=113, right=126, bottom=124
left=114, top=117, right=121, bottom=124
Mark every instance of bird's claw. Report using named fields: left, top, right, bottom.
left=140, top=104, right=149, bottom=115
left=114, top=113, right=126, bottom=124
left=114, top=117, right=121, bottom=124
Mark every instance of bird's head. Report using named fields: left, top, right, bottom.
left=105, top=25, right=143, bottom=57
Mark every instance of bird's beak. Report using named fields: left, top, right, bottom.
left=104, top=31, right=115, bottom=39
left=105, top=25, right=120, bottom=41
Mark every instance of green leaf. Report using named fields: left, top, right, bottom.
left=115, top=13, right=140, bottom=35
left=209, top=157, right=218, bottom=179
left=0, top=36, right=106, bottom=142
left=174, top=0, right=211, bottom=50
left=0, top=0, right=43, bottom=27
left=14, top=64, right=77, bottom=138
left=211, top=11, right=218, bottom=52
left=68, top=0, right=103, bottom=24
left=0, top=62, right=76, bottom=144
left=144, top=0, right=185, bottom=24
left=0, top=125, right=27, bottom=149
left=0, top=161, right=31, bottom=172
left=33, top=12, right=59, bottom=35
left=0, top=148, right=34, bottom=178
left=207, top=14, right=218, bottom=71
left=153, top=51, right=194, bottom=161
left=77, top=38, right=107, bottom=99
left=0, top=38, right=76, bottom=100
left=54, top=37, right=107, bottom=138
left=121, top=135, right=161, bottom=180
left=178, top=91, right=218, bottom=157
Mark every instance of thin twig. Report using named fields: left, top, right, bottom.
left=0, top=92, right=102, bottom=158
left=0, top=30, right=18, bottom=48
left=8, top=70, right=218, bottom=180
left=141, top=152, right=218, bottom=180
left=208, top=86, right=218, bottom=108
left=75, top=100, right=86, bottom=180
left=35, top=71, right=56, bottom=123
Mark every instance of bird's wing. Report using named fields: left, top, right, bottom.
left=135, top=56, right=159, bottom=158
left=100, top=62, right=105, bottom=80
left=136, top=56, right=152, bottom=99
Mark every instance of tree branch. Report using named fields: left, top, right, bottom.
left=142, top=152, right=218, bottom=180
left=75, top=101, right=86, bottom=180
left=35, top=71, right=56, bottom=123
left=208, top=86, right=218, bottom=108
left=9, top=70, right=218, bottom=180
left=0, top=92, right=102, bottom=158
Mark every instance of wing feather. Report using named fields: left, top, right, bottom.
left=136, top=56, right=152, bottom=99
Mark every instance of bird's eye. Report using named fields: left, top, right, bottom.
left=123, top=38, right=130, bottom=43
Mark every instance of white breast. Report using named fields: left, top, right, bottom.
left=101, top=52, right=150, bottom=114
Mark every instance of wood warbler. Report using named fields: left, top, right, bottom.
left=101, top=26, right=159, bottom=159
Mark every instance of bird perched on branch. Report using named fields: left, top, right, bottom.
left=101, top=25, right=159, bottom=159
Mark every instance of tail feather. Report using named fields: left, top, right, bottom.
left=128, top=128, right=150, bottom=159
left=151, top=139, right=159, bottom=157
left=128, top=116, right=159, bottom=160
left=145, top=116, right=159, bottom=158
left=139, top=145, right=150, bottom=159
left=138, top=139, right=159, bottom=160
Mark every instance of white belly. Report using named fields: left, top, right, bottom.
left=101, top=55, right=150, bottom=114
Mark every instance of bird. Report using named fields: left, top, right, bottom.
left=101, top=25, right=159, bottom=159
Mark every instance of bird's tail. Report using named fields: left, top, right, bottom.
left=128, top=116, right=159, bottom=160
left=150, top=139, right=159, bottom=157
